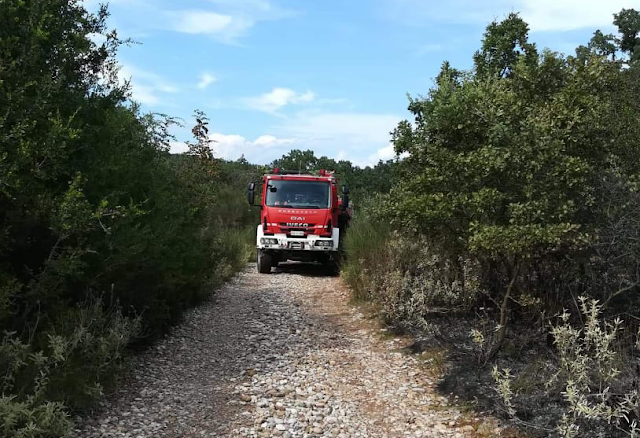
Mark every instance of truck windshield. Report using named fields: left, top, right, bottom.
left=265, top=180, right=331, bottom=209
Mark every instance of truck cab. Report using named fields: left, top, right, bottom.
left=247, top=169, right=350, bottom=273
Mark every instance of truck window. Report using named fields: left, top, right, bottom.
left=266, top=180, right=331, bottom=209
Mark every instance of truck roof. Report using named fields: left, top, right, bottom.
left=265, top=174, right=336, bottom=183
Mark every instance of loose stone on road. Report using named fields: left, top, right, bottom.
left=73, top=264, right=502, bottom=437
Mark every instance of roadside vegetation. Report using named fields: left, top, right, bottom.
left=343, top=9, right=640, bottom=438
left=270, top=148, right=398, bottom=204
left=4, top=1, right=640, bottom=437
left=0, top=1, right=260, bottom=436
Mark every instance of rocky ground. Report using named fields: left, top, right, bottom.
left=72, top=263, right=510, bottom=438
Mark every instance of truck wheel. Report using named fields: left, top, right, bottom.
left=257, top=250, right=272, bottom=274
left=327, top=262, right=340, bottom=276
left=327, top=254, right=341, bottom=276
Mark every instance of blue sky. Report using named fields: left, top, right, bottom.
left=86, top=0, right=636, bottom=166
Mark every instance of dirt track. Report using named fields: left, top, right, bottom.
left=73, top=263, right=504, bottom=437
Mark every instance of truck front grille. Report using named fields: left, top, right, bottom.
left=279, top=223, right=316, bottom=234
left=279, top=223, right=316, bottom=228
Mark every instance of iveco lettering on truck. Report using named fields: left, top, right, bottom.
left=247, top=169, right=352, bottom=273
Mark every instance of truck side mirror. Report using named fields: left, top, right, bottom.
left=247, top=182, right=255, bottom=205
left=341, top=186, right=350, bottom=210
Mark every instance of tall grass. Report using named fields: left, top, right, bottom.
left=342, top=209, right=391, bottom=301
left=342, top=200, right=482, bottom=329
left=213, top=225, right=256, bottom=282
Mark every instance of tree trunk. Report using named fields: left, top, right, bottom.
left=486, top=259, right=520, bottom=362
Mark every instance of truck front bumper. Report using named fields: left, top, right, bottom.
left=256, top=226, right=339, bottom=252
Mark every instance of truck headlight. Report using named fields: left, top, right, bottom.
left=315, top=240, right=333, bottom=248
left=260, top=238, right=278, bottom=245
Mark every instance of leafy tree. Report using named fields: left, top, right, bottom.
left=0, top=1, right=256, bottom=435
left=389, top=9, right=640, bottom=357
left=614, top=8, right=640, bottom=61
left=272, top=149, right=318, bottom=172
left=473, top=13, right=538, bottom=78
left=270, top=149, right=398, bottom=204
left=588, top=30, right=617, bottom=58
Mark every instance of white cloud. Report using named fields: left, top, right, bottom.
left=170, top=111, right=403, bottom=166
left=275, top=112, right=400, bottom=146
left=205, top=0, right=296, bottom=20
left=197, top=72, right=217, bottom=89
left=246, top=88, right=316, bottom=113
left=380, top=0, right=633, bottom=32
left=118, top=64, right=178, bottom=106
left=87, top=32, right=107, bottom=45
left=367, top=144, right=397, bottom=164
left=271, top=111, right=403, bottom=166
left=207, top=0, right=280, bottom=14
left=379, top=0, right=512, bottom=27
left=169, top=141, right=189, bottom=154
left=519, top=0, right=631, bottom=32
left=170, top=133, right=296, bottom=163
left=253, top=134, right=295, bottom=147
left=165, top=0, right=294, bottom=42
left=89, top=0, right=293, bottom=43
left=169, top=10, right=252, bottom=40
left=210, top=133, right=296, bottom=161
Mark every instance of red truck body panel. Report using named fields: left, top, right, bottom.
left=260, top=173, right=341, bottom=238
left=251, top=169, right=350, bottom=273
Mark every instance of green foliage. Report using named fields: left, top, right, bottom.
left=0, top=300, right=140, bottom=437
left=341, top=198, right=392, bottom=301
left=271, top=149, right=399, bottom=203
left=385, top=8, right=640, bottom=358
left=473, top=13, right=538, bottom=79
left=614, top=9, right=640, bottom=61
left=493, top=300, right=640, bottom=437
left=345, top=9, right=640, bottom=435
left=343, top=199, right=482, bottom=331
left=390, top=55, right=604, bottom=258
left=0, top=2, right=256, bottom=436
left=272, top=149, right=320, bottom=172
left=0, top=396, right=71, bottom=438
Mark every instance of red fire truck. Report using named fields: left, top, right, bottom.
left=247, top=169, right=351, bottom=273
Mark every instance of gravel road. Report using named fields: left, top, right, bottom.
left=73, top=264, right=505, bottom=438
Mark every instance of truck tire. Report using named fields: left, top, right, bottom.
left=329, top=253, right=342, bottom=276
left=257, top=249, right=272, bottom=274
left=327, top=261, right=340, bottom=276
left=321, top=255, right=340, bottom=276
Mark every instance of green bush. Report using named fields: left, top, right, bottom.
left=0, top=2, right=258, bottom=436
left=493, top=299, right=640, bottom=437
left=386, top=9, right=640, bottom=356
left=212, top=225, right=256, bottom=283
left=342, top=200, right=392, bottom=301
left=343, top=201, right=482, bottom=331
left=0, top=301, right=140, bottom=437
left=343, top=9, right=640, bottom=436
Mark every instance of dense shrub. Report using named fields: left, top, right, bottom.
left=0, top=1, right=257, bottom=436
left=493, top=299, right=640, bottom=437
left=343, top=201, right=483, bottom=331
left=341, top=198, right=392, bottom=301
left=344, top=8, right=640, bottom=437
left=386, top=9, right=640, bottom=353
